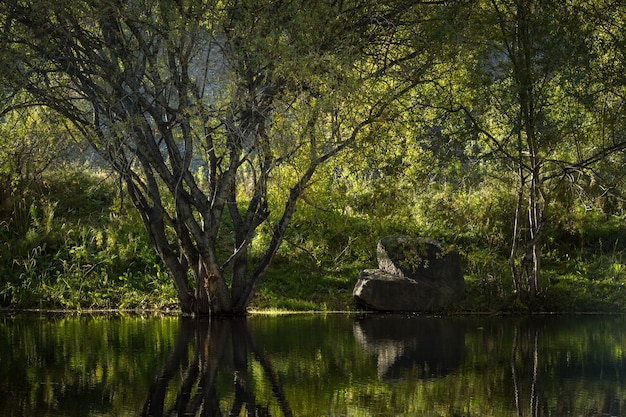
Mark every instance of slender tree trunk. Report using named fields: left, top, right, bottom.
left=235, top=168, right=317, bottom=312
left=510, top=0, right=544, bottom=301
left=528, top=167, right=543, bottom=296
left=510, top=130, right=526, bottom=294
left=125, top=178, right=197, bottom=314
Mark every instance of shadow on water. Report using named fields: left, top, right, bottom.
left=353, top=315, right=465, bottom=381
left=142, top=317, right=292, bottom=417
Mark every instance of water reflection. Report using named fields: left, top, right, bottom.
left=475, top=316, right=626, bottom=417
left=2, top=314, right=626, bottom=416
left=142, top=318, right=292, bottom=417
left=354, top=315, right=465, bottom=380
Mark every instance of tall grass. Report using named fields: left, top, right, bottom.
left=0, top=169, right=177, bottom=310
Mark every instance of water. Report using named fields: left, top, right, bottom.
left=1, top=313, right=625, bottom=416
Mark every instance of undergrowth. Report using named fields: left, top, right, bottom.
left=3, top=167, right=626, bottom=314
left=0, top=169, right=177, bottom=310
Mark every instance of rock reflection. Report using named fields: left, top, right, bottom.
left=353, top=315, right=465, bottom=381
left=142, top=318, right=292, bottom=417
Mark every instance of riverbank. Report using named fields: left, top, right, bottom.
left=251, top=266, right=626, bottom=314
left=3, top=261, right=626, bottom=314
left=3, top=260, right=626, bottom=314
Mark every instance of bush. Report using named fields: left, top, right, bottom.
left=0, top=168, right=176, bottom=310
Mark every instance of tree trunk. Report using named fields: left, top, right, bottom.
left=198, top=259, right=234, bottom=316
left=527, top=167, right=543, bottom=296
left=510, top=130, right=526, bottom=294
left=510, top=0, right=544, bottom=301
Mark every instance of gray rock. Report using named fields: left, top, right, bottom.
left=353, top=235, right=465, bottom=311
left=377, top=235, right=465, bottom=294
left=353, top=269, right=442, bottom=311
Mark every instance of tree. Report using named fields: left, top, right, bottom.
left=575, top=0, right=626, bottom=211
left=1, top=0, right=443, bottom=315
left=436, top=0, right=626, bottom=300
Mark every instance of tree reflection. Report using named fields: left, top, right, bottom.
left=142, top=318, right=292, bottom=417
left=511, top=323, right=548, bottom=417
left=507, top=317, right=626, bottom=417
left=4, top=314, right=626, bottom=416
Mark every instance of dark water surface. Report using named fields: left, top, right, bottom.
left=1, top=313, right=626, bottom=416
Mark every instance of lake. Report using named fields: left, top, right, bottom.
left=1, top=313, right=625, bottom=416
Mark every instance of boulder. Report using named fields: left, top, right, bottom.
left=353, top=269, right=445, bottom=311
left=377, top=235, right=465, bottom=295
left=353, top=235, right=465, bottom=312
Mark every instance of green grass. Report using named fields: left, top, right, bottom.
left=249, top=264, right=359, bottom=312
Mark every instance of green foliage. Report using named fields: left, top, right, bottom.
left=0, top=169, right=176, bottom=310
left=246, top=139, right=626, bottom=313
left=2, top=153, right=626, bottom=313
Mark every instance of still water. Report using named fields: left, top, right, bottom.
left=1, top=313, right=625, bottom=417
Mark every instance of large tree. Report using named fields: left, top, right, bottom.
left=0, top=0, right=443, bottom=315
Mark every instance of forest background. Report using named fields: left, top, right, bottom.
left=2, top=0, right=626, bottom=314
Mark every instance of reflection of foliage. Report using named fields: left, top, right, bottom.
left=0, top=314, right=179, bottom=416
left=2, top=315, right=626, bottom=416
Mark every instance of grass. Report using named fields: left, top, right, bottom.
left=247, top=252, right=626, bottom=315
left=248, top=264, right=359, bottom=312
